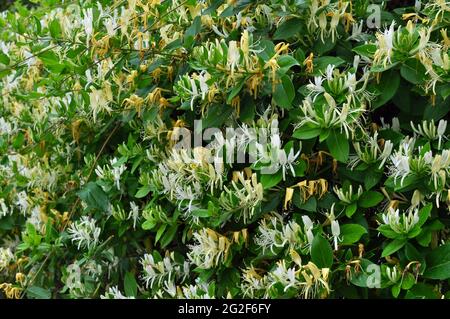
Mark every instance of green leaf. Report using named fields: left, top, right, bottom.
left=400, top=59, right=427, bottom=84
left=260, top=170, right=283, bottom=189
left=381, top=239, right=407, bottom=257
left=184, top=15, right=201, bottom=46
left=0, top=69, right=11, bottom=80
left=226, top=79, right=245, bottom=103
left=326, top=130, right=349, bottom=163
left=0, top=52, right=10, bottom=65
left=401, top=272, right=416, bottom=290
left=26, top=286, right=51, bottom=299
left=313, top=56, right=345, bottom=75
left=77, top=182, right=110, bottom=212
left=416, top=203, right=432, bottom=228
left=142, top=219, right=156, bottom=230
left=135, top=186, right=151, bottom=198
left=345, top=202, right=357, bottom=218
left=202, top=104, right=234, bottom=129
left=292, top=125, right=321, bottom=140
left=371, top=70, right=400, bottom=109
left=124, top=272, right=138, bottom=297
left=391, top=283, right=401, bottom=298
left=192, top=208, right=212, bottom=218
left=358, top=191, right=384, bottom=208
left=273, top=75, right=295, bottom=108
left=160, top=223, right=178, bottom=248
left=49, top=19, right=61, bottom=38
left=405, top=283, right=440, bottom=299
left=340, top=224, right=367, bottom=245
left=311, top=235, right=333, bottom=268
left=364, top=170, right=382, bottom=190
left=293, top=194, right=317, bottom=212
left=378, top=224, right=401, bottom=239
left=277, top=55, right=300, bottom=74
left=273, top=18, right=303, bottom=40
left=405, top=243, right=426, bottom=273
left=423, top=243, right=450, bottom=280
left=352, top=44, right=377, bottom=58
left=155, top=224, right=167, bottom=243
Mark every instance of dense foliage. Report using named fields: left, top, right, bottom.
left=1, top=0, right=450, bottom=299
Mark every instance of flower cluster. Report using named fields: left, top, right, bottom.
left=0, top=0, right=449, bottom=300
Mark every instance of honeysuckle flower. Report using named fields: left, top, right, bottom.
left=220, top=172, right=263, bottom=223
left=110, top=158, right=126, bottom=190
left=128, top=201, right=139, bottom=229
left=438, top=120, right=448, bottom=149
left=255, top=215, right=305, bottom=253
left=410, top=119, right=448, bottom=149
left=140, top=252, right=189, bottom=289
left=302, top=216, right=315, bottom=246
left=0, top=198, right=11, bottom=218
left=347, top=21, right=366, bottom=41
left=103, top=11, right=118, bottom=37
left=333, top=184, right=363, bottom=204
left=1, top=0, right=450, bottom=301
left=15, top=191, right=29, bottom=215
left=227, top=41, right=240, bottom=76
left=374, top=21, right=396, bottom=66
left=0, top=247, right=14, bottom=271
left=101, top=286, right=134, bottom=299
left=178, top=281, right=215, bottom=299
left=349, top=132, right=393, bottom=169
left=187, top=228, right=231, bottom=269
left=381, top=207, right=419, bottom=234
left=276, top=147, right=301, bottom=181
left=89, top=86, right=113, bottom=123
left=65, top=262, right=85, bottom=296
left=385, top=266, right=401, bottom=283
left=67, top=216, right=101, bottom=250
left=331, top=220, right=341, bottom=251
left=82, top=8, right=94, bottom=45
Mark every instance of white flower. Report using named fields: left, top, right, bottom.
left=0, top=247, right=14, bottom=271
left=277, top=147, right=301, bottom=180
left=82, top=8, right=94, bottom=44
left=0, top=198, right=11, bottom=218
left=128, top=201, right=139, bottom=229
left=187, top=228, right=230, bottom=269
left=227, top=41, right=240, bottom=75
left=89, top=87, right=113, bottom=123
left=302, top=216, right=314, bottom=246
left=67, top=216, right=101, bottom=250
left=198, top=71, right=210, bottom=101
left=378, top=21, right=396, bottom=65
left=103, top=16, right=118, bottom=37
left=381, top=207, right=419, bottom=234
left=15, top=191, right=29, bottom=215
left=65, top=262, right=85, bottom=295
left=386, top=266, right=400, bottom=283
left=331, top=220, right=341, bottom=251
left=0, top=117, right=13, bottom=136
left=101, top=286, right=134, bottom=299
left=110, top=158, right=126, bottom=190
left=27, top=206, right=43, bottom=232
left=255, top=215, right=305, bottom=253
left=437, top=119, right=447, bottom=149
left=219, top=173, right=263, bottom=223
left=140, top=252, right=189, bottom=289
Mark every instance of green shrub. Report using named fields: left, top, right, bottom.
left=0, top=0, right=449, bottom=299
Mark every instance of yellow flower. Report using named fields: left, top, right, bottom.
left=0, top=283, right=22, bottom=299
left=284, top=187, right=294, bottom=210
left=122, top=94, right=145, bottom=117
left=303, top=52, right=314, bottom=74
